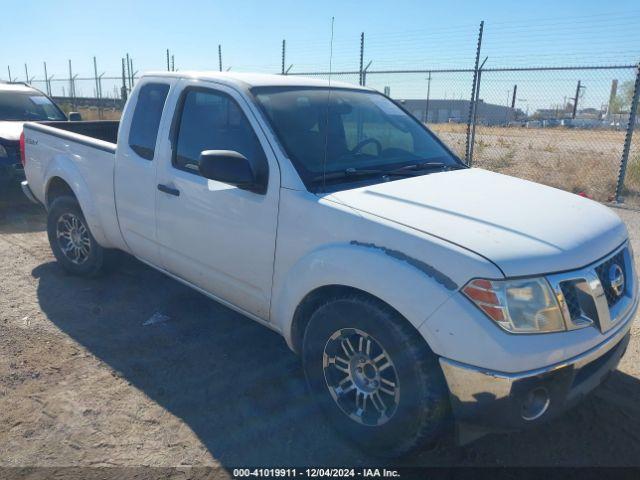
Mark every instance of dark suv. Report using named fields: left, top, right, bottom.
left=0, top=82, right=67, bottom=187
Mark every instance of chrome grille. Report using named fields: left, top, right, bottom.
left=559, top=281, right=582, bottom=320
left=547, top=243, right=636, bottom=333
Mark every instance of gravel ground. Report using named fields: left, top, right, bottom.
left=1, top=182, right=639, bottom=472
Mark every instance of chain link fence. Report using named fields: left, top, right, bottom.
left=5, top=19, right=640, bottom=207
left=625, top=109, right=640, bottom=206
left=297, top=65, right=640, bottom=206
left=469, top=66, right=639, bottom=203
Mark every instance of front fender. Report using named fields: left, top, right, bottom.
left=44, top=156, right=109, bottom=246
left=271, top=241, right=460, bottom=351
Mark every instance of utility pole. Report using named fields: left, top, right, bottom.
left=506, top=89, right=511, bottom=124
left=572, top=80, right=584, bottom=119
left=359, top=32, right=364, bottom=86
left=24, top=64, right=29, bottom=84
left=218, top=45, right=222, bottom=72
left=608, top=79, right=618, bottom=115
left=166, top=49, right=171, bottom=71
left=171, top=55, right=175, bottom=71
left=425, top=71, right=432, bottom=123
left=281, top=39, right=286, bottom=75
left=7, top=66, right=12, bottom=82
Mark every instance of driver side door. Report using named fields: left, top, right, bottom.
left=154, top=81, right=280, bottom=320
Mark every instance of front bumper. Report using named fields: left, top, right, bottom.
left=440, top=293, right=637, bottom=433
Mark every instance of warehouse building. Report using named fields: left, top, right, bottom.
left=395, top=98, right=517, bottom=125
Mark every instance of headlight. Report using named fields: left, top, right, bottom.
left=463, top=277, right=566, bottom=333
left=0, top=145, right=7, bottom=158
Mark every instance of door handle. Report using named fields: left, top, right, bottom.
left=157, top=184, right=180, bottom=196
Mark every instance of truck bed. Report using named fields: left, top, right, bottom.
left=22, top=120, right=126, bottom=251
left=35, top=120, right=119, bottom=146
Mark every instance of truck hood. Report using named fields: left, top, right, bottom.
left=0, top=121, right=24, bottom=142
left=326, top=168, right=627, bottom=277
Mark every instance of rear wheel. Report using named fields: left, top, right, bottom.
left=302, top=293, right=450, bottom=457
left=47, top=196, right=104, bottom=276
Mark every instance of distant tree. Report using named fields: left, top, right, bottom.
left=615, top=80, right=638, bottom=113
left=609, top=95, right=624, bottom=114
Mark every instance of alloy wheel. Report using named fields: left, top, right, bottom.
left=56, top=213, right=91, bottom=265
left=323, top=328, right=400, bottom=426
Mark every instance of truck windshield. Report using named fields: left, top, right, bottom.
left=252, top=87, right=462, bottom=191
left=0, top=91, right=67, bottom=121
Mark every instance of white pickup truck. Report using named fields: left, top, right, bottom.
left=20, top=72, right=638, bottom=456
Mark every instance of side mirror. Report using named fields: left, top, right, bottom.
left=199, top=150, right=266, bottom=194
left=68, top=112, right=82, bottom=121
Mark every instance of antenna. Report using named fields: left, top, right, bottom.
left=321, top=16, right=335, bottom=193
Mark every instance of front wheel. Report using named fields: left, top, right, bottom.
left=47, top=196, right=104, bottom=276
left=302, top=293, right=450, bottom=457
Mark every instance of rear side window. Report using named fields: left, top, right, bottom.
left=128, top=83, right=170, bottom=160
left=173, top=89, right=266, bottom=174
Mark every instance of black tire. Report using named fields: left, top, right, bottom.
left=47, top=196, right=104, bottom=276
left=302, top=293, right=450, bottom=457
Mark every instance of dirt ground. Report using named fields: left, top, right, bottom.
left=1, top=182, right=640, bottom=473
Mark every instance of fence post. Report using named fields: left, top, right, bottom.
left=468, top=61, right=485, bottom=165
left=43, top=62, right=50, bottom=95
left=93, top=56, right=102, bottom=119
left=465, top=20, right=484, bottom=163
left=121, top=58, right=128, bottom=102
left=281, top=39, right=286, bottom=75
left=362, top=61, right=372, bottom=87
left=615, top=62, right=640, bottom=203
left=68, top=60, right=76, bottom=108
left=359, top=32, right=364, bottom=86
left=424, top=71, right=432, bottom=123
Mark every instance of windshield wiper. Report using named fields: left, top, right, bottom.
left=310, top=161, right=465, bottom=184
left=310, top=167, right=414, bottom=183
left=388, top=161, right=450, bottom=173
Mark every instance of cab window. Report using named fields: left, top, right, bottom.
left=173, top=89, right=267, bottom=175
left=128, top=83, right=170, bottom=160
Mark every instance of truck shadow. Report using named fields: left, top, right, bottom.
left=32, top=254, right=640, bottom=467
left=0, top=182, right=46, bottom=234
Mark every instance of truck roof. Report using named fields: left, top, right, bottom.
left=141, top=71, right=370, bottom=91
left=0, top=82, right=40, bottom=93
